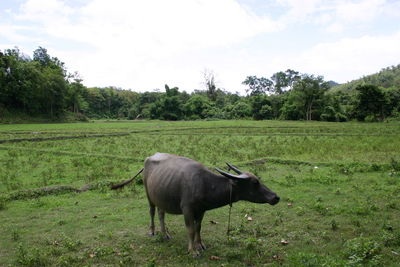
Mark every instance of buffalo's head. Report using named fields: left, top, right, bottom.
left=216, top=163, right=280, bottom=205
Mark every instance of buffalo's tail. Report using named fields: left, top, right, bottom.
left=111, top=168, right=144, bottom=190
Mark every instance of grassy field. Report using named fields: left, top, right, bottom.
left=0, top=120, right=399, bottom=266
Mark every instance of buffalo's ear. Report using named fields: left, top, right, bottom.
left=215, top=168, right=250, bottom=180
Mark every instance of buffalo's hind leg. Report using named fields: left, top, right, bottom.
left=194, top=212, right=206, bottom=251
left=148, top=202, right=156, bottom=236
left=183, top=208, right=202, bottom=257
left=158, top=208, right=171, bottom=239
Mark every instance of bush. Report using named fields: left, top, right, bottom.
left=15, top=243, right=50, bottom=266
left=382, top=230, right=400, bottom=247
left=288, top=252, right=343, bottom=267
left=344, top=237, right=382, bottom=265
left=58, top=112, right=89, bottom=122
left=0, top=197, right=7, bottom=210
left=390, top=158, right=400, bottom=171
left=321, top=106, right=348, bottom=122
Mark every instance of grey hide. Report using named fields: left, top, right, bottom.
left=143, top=153, right=280, bottom=256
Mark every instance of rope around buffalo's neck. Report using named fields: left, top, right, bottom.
left=227, top=182, right=233, bottom=236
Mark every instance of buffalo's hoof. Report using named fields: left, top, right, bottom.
left=191, top=250, right=202, bottom=258
left=162, top=234, right=172, bottom=240
left=194, top=243, right=206, bottom=251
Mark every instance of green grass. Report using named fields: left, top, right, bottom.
left=0, top=120, right=400, bottom=266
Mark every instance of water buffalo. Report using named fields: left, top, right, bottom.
left=112, top=152, right=279, bottom=256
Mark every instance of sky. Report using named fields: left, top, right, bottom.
left=1, top=0, right=400, bottom=94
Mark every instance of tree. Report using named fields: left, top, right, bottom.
left=222, top=100, right=251, bottom=119
left=385, top=87, right=400, bottom=117
left=249, top=95, right=273, bottom=120
left=1, top=49, right=29, bottom=111
left=18, top=60, right=45, bottom=113
left=0, top=47, right=68, bottom=116
left=67, top=75, right=88, bottom=114
left=243, top=69, right=300, bottom=96
left=183, top=94, right=211, bottom=119
left=268, top=94, right=286, bottom=119
left=242, top=76, right=273, bottom=95
left=354, top=84, right=388, bottom=121
left=32, top=46, right=70, bottom=118
left=282, top=74, right=329, bottom=121
left=136, top=91, right=162, bottom=119
left=82, top=87, right=106, bottom=118
left=149, top=85, right=183, bottom=120
left=320, top=93, right=348, bottom=122
left=33, top=47, right=51, bottom=67
left=271, top=69, right=300, bottom=94
left=202, top=69, right=217, bottom=101
left=5, top=45, right=400, bottom=123
left=42, top=66, right=67, bottom=117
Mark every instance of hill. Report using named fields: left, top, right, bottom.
left=331, top=64, right=400, bottom=92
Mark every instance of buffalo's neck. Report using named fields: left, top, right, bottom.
left=201, top=172, right=239, bottom=211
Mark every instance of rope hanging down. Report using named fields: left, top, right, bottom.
left=227, top=182, right=233, bottom=236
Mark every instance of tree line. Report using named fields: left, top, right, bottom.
left=1, top=47, right=399, bottom=122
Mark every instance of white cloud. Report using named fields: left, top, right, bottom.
left=0, top=24, right=36, bottom=43
left=16, top=0, right=279, bottom=52
left=297, top=31, right=400, bottom=82
left=334, top=0, right=386, bottom=22
left=2, top=0, right=400, bottom=92
left=277, top=0, right=400, bottom=28
left=8, top=0, right=281, bottom=90
left=326, top=22, right=344, bottom=33
left=277, top=0, right=323, bottom=23
left=16, top=0, right=74, bottom=31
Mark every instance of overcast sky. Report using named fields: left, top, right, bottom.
left=1, top=0, right=400, bottom=94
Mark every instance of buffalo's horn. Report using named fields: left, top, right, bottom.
left=215, top=168, right=249, bottom=180
left=225, top=162, right=242, bottom=174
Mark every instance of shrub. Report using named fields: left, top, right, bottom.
left=344, top=237, right=382, bottom=265
left=288, top=252, right=343, bottom=267
left=382, top=230, right=400, bottom=247
left=0, top=197, right=7, bottom=210
left=390, top=158, right=400, bottom=172
left=15, top=243, right=50, bottom=266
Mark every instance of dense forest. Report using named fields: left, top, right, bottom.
left=1, top=47, right=399, bottom=122
left=331, top=65, right=400, bottom=92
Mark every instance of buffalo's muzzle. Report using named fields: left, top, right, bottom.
left=270, top=196, right=280, bottom=205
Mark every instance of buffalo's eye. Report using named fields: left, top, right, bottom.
left=252, top=179, right=260, bottom=185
